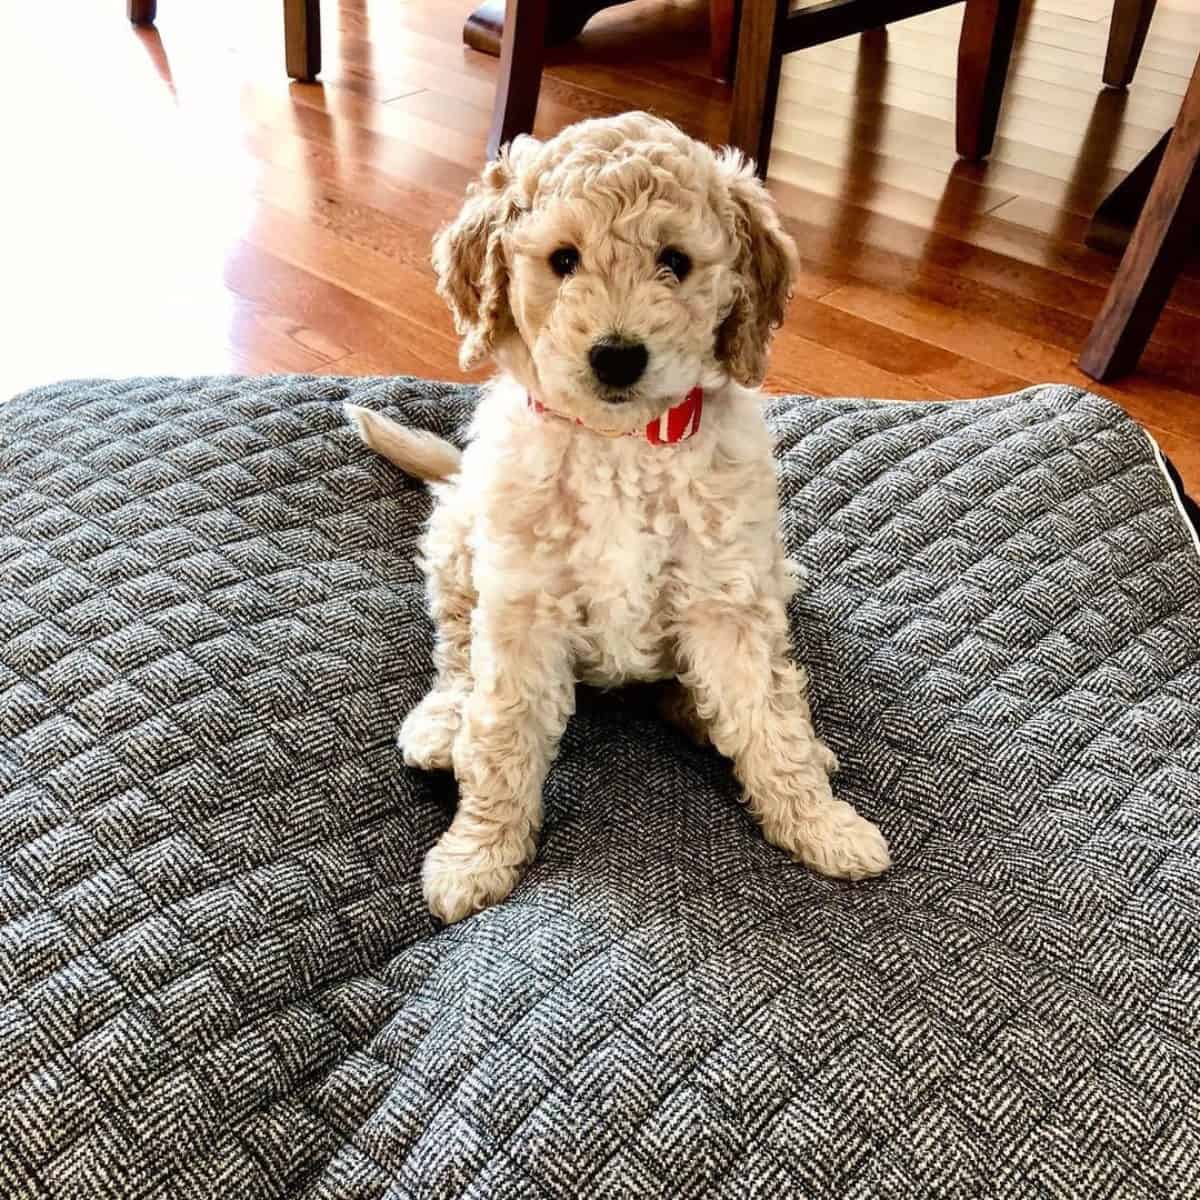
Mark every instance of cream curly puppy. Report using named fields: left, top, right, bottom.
left=348, top=112, right=890, bottom=924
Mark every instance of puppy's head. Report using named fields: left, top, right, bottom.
left=433, top=113, right=796, bottom=433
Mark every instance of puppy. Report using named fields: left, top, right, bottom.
left=348, top=113, right=890, bottom=924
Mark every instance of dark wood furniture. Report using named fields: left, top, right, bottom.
left=1103, top=0, right=1158, bottom=89
left=1079, top=51, right=1200, bottom=381
left=127, top=0, right=321, bottom=81
left=729, top=0, right=1022, bottom=177
left=1082, top=0, right=1172, bottom=256
left=485, top=0, right=1020, bottom=168
left=487, top=0, right=549, bottom=157
left=465, top=0, right=739, bottom=81
left=709, top=0, right=738, bottom=80
left=465, top=0, right=619, bottom=56
left=283, top=0, right=322, bottom=81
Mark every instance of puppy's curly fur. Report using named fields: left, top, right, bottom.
left=349, top=113, right=890, bottom=924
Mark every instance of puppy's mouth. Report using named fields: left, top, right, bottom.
left=575, top=373, right=644, bottom=406
left=597, top=387, right=639, bottom=406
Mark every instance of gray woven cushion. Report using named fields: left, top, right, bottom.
left=1, top=376, right=1197, bottom=1198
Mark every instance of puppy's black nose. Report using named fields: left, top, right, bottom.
left=589, top=338, right=648, bottom=391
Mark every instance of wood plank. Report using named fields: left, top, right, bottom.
left=822, top=281, right=1200, bottom=435
left=773, top=100, right=1129, bottom=216
left=768, top=159, right=1200, bottom=313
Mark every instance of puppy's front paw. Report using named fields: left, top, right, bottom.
left=422, top=833, right=529, bottom=924
left=769, top=799, right=891, bottom=880
left=398, top=690, right=461, bottom=771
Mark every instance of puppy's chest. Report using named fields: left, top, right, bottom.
left=560, top=457, right=689, bottom=683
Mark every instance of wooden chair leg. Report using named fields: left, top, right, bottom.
left=1079, top=55, right=1200, bottom=380
left=127, top=0, right=156, bottom=23
left=728, top=0, right=789, bottom=178
left=1103, top=0, right=1158, bottom=88
left=487, top=0, right=549, bottom=159
left=284, top=0, right=321, bottom=82
left=956, top=0, right=1021, bottom=160
left=710, top=0, right=738, bottom=82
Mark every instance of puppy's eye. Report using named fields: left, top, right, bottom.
left=549, top=246, right=580, bottom=277
left=657, top=247, right=692, bottom=281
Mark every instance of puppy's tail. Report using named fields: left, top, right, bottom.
left=345, top=404, right=462, bottom=482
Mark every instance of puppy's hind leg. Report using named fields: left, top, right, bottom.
left=399, top=495, right=475, bottom=772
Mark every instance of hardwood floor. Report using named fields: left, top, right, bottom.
left=3, top=0, right=1199, bottom=482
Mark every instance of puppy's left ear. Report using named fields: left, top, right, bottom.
left=714, top=150, right=798, bottom=387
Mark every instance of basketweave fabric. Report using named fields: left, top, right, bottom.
left=1, top=375, right=1197, bottom=1199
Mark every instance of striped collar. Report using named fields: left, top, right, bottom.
left=528, top=387, right=703, bottom=445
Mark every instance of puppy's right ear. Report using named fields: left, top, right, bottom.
left=432, top=143, right=530, bottom=370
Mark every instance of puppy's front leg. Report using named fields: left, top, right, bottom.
left=422, top=608, right=575, bottom=924
left=678, top=601, right=890, bottom=880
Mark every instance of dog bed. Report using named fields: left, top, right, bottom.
left=1, top=376, right=1197, bottom=1198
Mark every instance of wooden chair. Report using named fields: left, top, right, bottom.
left=486, top=0, right=1021, bottom=168
left=1079, top=49, right=1200, bottom=381
left=126, top=0, right=322, bottom=81
left=729, top=0, right=1023, bottom=177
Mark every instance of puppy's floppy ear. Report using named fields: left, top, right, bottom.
left=432, top=140, right=532, bottom=369
left=714, top=150, right=798, bottom=387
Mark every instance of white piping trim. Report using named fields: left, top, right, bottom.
left=1144, top=428, right=1200, bottom=561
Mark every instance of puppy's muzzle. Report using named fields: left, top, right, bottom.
left=589, top=337, right=648, bottom=393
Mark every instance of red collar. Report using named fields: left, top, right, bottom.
left=528, top=387, right=703, bottom=445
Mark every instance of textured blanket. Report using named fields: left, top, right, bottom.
left=1, top=376, right=1198, bottom=1199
